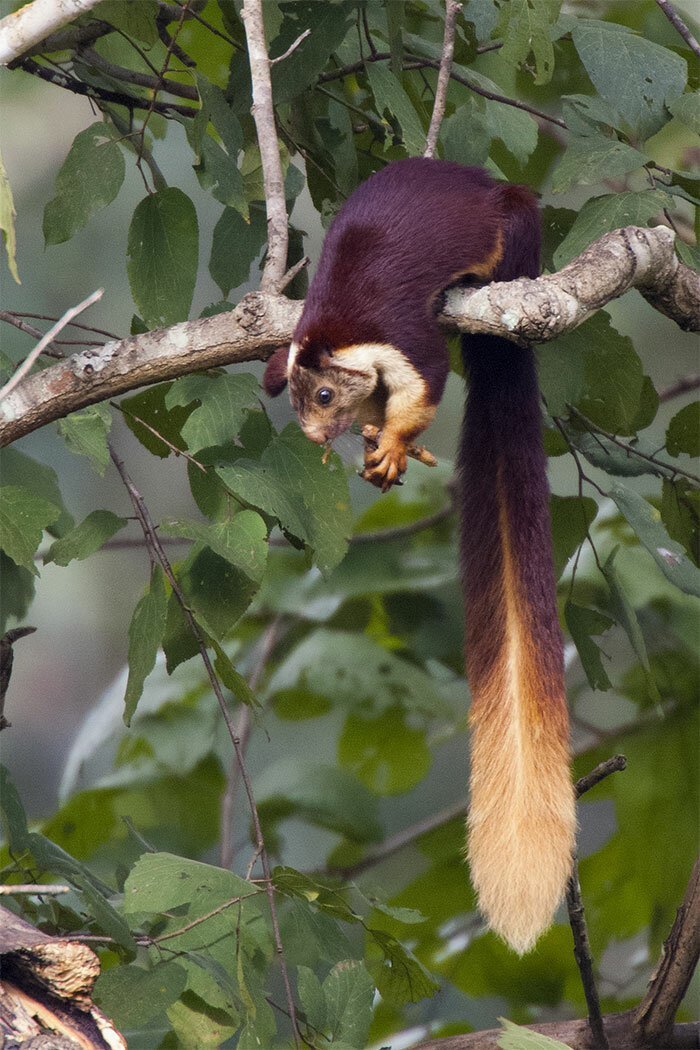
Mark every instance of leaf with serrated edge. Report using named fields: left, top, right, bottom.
left=166, top=373, right=260, bottom=453
left=161, top=512, right=268, bottom=582
left=0, top=486, right=60, bottom=574
left=601, top=548, right=660, bottom=704
left=323, top=960, right=375, bottom=1047
left=0, top=150, right=19, bottom=282
left=43, top=122, right=125, bottom=245
left=553, top=190, right=673, bottom=267
left=58, top=403, right=112, bottom=474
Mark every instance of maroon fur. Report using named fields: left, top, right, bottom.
left=263, top=346, right=290, bottom=396
left=294, top=158, right=507, bottom=404
left=458, top=186, right=566, bottom=729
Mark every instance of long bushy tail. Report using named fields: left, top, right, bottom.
left=458, top=186, right=575, bottom=954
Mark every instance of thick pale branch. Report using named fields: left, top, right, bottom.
left=441, top=226, right=700, bottom=343
left=1, top=226, right=696, bottom=447
left=0, top=294, right=301, bottom=446
left=0, top=0, right=104, bottom=66
left=241, top=0, right=289, bottom=292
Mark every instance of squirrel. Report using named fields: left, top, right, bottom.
left=263, top=157, right=575, bottom=954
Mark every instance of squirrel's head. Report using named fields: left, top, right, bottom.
left=263, top=339, right=376, bottom=445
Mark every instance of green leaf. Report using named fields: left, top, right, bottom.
left=551, top=136, right=648, bottom=193
left=270, top=3, right=353, bottom=103
left=124, top=852, right=256, bottom=915
left=120, top=382, right=192, bottom=457
left=601, top=547, right=660, bottom=705
left=167, top=990, right=239, bottom=1048
left=211, top=640, right=260, bottom=708
left=297, top=965, right=326, bottom=1030
left=266, top=629, right=447, bottom=717
left=572, top=20, right=687, bottom=140
left=669, top=92, right=700, bottom=134
left=172, top=545, right=259, bottom=643
left=564, top=601, right=614, bottom=691
left=57, top=402, right=112, bottom=474
left=217, top=423, right=352, bottom=575
left=338, top=708, right=431, bottom=795
left=366, top=928, right=439, bottom=1005
left=43, top=122, right=125, bottom=245
left=323, top=960, right=375, bottom=1048
left=0, top=448, right=73, bottom=537
left=609, top=483, right=700, bottom=599
left=570, top=430, right=677, bottom=480
left=127, top=188, right=199, bottom=328
left=124, top=565, right=168, bottom=725
left=666, top=402, right=700, bottom=457
left=196, top=133, right=247, bottom=213
left=210, top=206, right=266, bottom=296
left=550, top=495, right=598, bottom=579
left=166, top=372, right=260, bottom=453
left=94, top=961, right=188, bottom=1027
left=553, top=190, right=673, bottom=268
left=45, top=510, right=128, bottom=566
left=255, top=759, right=382, bottom=842
left=0, top=554, right=35, bottom=634
left=0, top=149, right=19, bottom=283
left=0, top=486, right=60, bottom=574
left=497, top=0, right=559, bottom=85
left=498, top=1018, right=571, bottom=1050
left=366, top=63, right=426, bottom=155
left=661, top=479, right=699, bottom=565
left=92, top=0, right=159, bottom=44
left=161, top=512, right=268, bottom=582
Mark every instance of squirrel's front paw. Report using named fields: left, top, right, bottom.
left=361, top=434, right=408, bottom=492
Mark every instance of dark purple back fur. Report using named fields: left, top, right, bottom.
left=296, top=158, right=504, bottom=402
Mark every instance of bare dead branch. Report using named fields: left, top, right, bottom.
left=241, top=0, right=289, bottom=292
left=0, top=884, right=69, bottom=895
left=78, top=46, right=199, bottom=100
left=0, top=0, right=105, bottom=66
left=413, top=1014, right=698, bottom=1049
left=659, top=373, right=700, bottom=402
left=1, top=226, right=696, bottom=448
left=270, top=29, right=310, bottom=66
left=0, top=627, right=36, bottom=731
left=0, top=288, right=103, bottom=402
left=0, top=311, right=64, bottom=358
left=424, top=1, right=461, bottom=159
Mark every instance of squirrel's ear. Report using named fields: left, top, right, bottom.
left=263, top=346, right=290, bottom=396
left=296, top=344, right=333, bottom=370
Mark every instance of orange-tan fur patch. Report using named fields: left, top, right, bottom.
left=467, top=464, right=575, bottom=955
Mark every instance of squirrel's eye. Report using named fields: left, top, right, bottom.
left=317, top=387, right=334, bottom=406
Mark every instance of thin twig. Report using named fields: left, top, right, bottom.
left=10, top=311, right=120, bottom=340
left=152, top=890, right=263, bottom=943
left=659, top=373, right=700, bottom=402
left=655, top=0, right=700, bottom=57
left=0, top=312, right=63, bottom=358
left=107, top=445, right=301, bottom=1047
left=112, top=401, right=206, bottom=472
left=241, top=0, right=289, bottom=293
left=79, top=47, right=199, bottom=100
left=568, top=405, right=700, bottom=486
left=0, top=288, right=102, bottom=401
left=566, top=756, right=628, bottom=1050
left=135, top=0, right=190, bottom=178
left=351, top=501, right=454, bottom=545
left=219, top=616, right=287, bottom=870
left=16, top=56, right=198, bottom=117
left=424, top=1, right=461, bottom=159
left=270, top=29, right=310, bottom=66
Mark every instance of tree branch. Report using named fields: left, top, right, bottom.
left=654, top=0, right=700, bottom=58
left=423, top=1, right=460, bottom=159
left=634, top=857, right=700, bottom=1046
left=1, top=226, right=696, bottom=448
left=413, top=1014, right=698, bottom=1049
left=241, top=0, right=288, bottom=292
left=0, top=0, right=105, bottom=66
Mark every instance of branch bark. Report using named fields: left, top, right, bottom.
left=0, top=0, right=105, bottom=66
left=1, top=226, right=696, bottom=448
left=423, top=1, right=460, bottom=159
left=414, top=1014, right=698, bottom=1049
left=241, top=0, right=289, bottom=292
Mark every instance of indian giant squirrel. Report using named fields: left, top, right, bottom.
left=263, top=157, right=575, bottom=954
